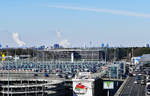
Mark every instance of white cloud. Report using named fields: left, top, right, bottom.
left=12, top=32, right=26, bottom=47
left=48, top=5, right=150, bottom=18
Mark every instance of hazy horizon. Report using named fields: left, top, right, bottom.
left=1, top=0, right=150, bottom=48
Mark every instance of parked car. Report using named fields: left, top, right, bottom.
left=44, top=73, right=49, bottom=77
left=146, top=83, right=150, bottom=95
left=134, top=80, right=137, bottom=84
left=135, top=75, right=141, bottom=84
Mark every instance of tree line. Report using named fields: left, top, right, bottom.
left=1, top=47, right=150, bottom=61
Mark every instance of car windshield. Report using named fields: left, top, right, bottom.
left=136, top=76, right=140, bottom=80
left=147, top=85, right=150, bottom=89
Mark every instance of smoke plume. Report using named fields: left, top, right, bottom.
left=12, top=32, right=26, bottom=47
left=56, top=29, right=61, bottom=39
left=56, top=29, right=70, bottom=48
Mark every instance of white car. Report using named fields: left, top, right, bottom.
left=134, top=80, right=137, bottom=84
left=133, top=73, right=136, bottom=76
left=141, top=80, right=146, bottom=85
left=138, top=73, right=142, bottom=76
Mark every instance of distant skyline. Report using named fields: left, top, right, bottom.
left=0, top=0, right=150, bottom=47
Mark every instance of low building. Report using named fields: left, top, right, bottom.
left=131, top=56, right=141, bottom=65
left=108, top=61, right=126, bottom=79
left=42, top=48, right=105, bottom=61
left=140, top=54, right=150, bottom=68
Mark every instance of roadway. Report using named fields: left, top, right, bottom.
left=119, top=77, right=146, bottom=96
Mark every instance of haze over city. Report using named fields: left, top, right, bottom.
left=1, top=0, right=150, bottom=47
left=1, top=1, right=150, bottom=96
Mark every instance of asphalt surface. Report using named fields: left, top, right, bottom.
left=119, top=77, right=146, bottom=96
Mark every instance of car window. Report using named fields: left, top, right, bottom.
left=147, top=85, right=150, bottom=89
left=136, top=76, right=140, bottom=80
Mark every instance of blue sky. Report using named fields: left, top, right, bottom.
left=1, top=0, right=150, bottom=47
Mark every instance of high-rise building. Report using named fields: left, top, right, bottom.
left=145, top=44, right=150, bottom=48
left=0, top=44, right=2, bottom=49
left=101, top=43, right=104, bottom=48
left=54, top=44, right=60, bottom=48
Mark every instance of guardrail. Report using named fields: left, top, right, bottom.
left=114, top=76, right=129, bottom=96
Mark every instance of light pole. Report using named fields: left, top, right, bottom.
left=8, top=61, right=10, bottom=96
left=4, top=50, right=10, bottom=96
left=105, top=47, right=107, bottom=65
